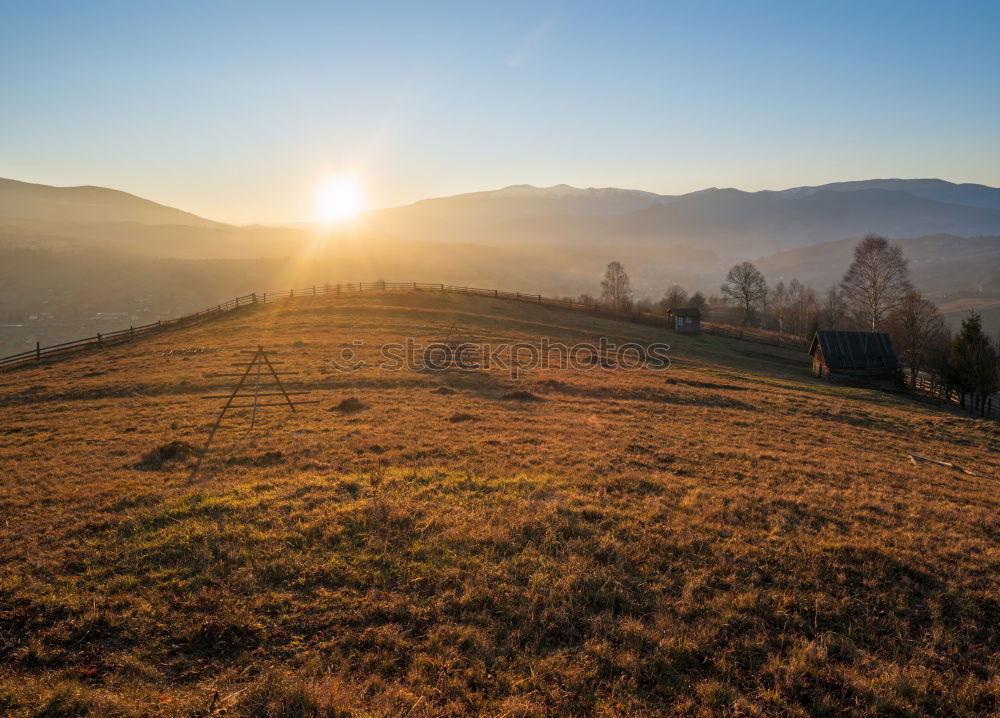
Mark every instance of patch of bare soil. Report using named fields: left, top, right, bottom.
left=134, top=440, right=200, bottom=470
left=500, top=390, right=542, bottom=402
left=330, top=397, right=367, bottom=412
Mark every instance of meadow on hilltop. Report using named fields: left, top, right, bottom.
left=1, top=291, right=998, bottom=716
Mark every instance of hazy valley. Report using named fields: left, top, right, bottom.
left=2, top=176, right=999, bottom=358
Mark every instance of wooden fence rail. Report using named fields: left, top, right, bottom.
left=911, top=375, right=999, bottom=421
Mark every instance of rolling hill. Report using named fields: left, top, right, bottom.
left=755, top=233, right=1000, bottom=335
left=1, top=290, right=998, bottom=715
left=0, top=178, right=223, bottom=228
left=756, top=233, right=1000, bottom=296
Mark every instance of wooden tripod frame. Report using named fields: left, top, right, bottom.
left=196, top=345, right=317, bottom=467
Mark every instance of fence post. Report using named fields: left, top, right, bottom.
left=263, top=292, right=267, bottom=303
left=235, top=296, right=239, bottom=308
left=130, top=326, right=134, bottom=339
left=252, top=292, right=257, bottom=305
left=494, top=289, right=498, bottom=297
left=36, top=341, right=40, bottom=361
left=97, top=332, right=102, bottom=346
left=290, top=289, right=294, bottom=299
left=440, top=283, right=444, bottom=292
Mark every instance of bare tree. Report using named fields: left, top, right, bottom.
left=634, top=297, right=656, bottom=314
left=786, top=279, right=818, bottom=339
left=600, top=261, right=633, bottom=312
left=770, top=280, right=787, bottom=345
left=840, top=234, right=912, bottom=331
left=689, top=290, right=707, bottom=314
left=821, top=285, right=846, bottom=329
left=659, top=284, right=688, bottom=311
left=721, top=261, right=768, bottom=337
left=887, top=291, right=948, bottom=388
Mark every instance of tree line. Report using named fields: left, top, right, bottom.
left=590, top=236, right=999, bottom=414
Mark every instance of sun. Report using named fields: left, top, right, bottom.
left=316, top=177, right=364, bottom=222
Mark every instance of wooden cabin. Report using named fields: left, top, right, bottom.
left=808, top=330, right=900, bottom=380
left=667, top=307, right=701, bottom=334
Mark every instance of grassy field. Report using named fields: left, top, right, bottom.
left=1, top=291, right=998, bottom=716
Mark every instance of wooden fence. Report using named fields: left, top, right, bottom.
left=911, top=375, right=1000, bottom=421
left=697, top=323, right=807, bottom=350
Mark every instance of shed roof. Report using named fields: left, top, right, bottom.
left=808, top=330, right=900, bottom=371
left=668, top=307, right=701, bottom=319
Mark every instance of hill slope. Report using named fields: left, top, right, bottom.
left=755, top=233, right=1000, bottom=335
left=0, top=177, right=223, bottom=227
left=2, top=291, right=998, bottom=715
left=756, top=234, right=1000, bottom=293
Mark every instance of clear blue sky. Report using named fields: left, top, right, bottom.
left=2, top=0, right=998, bottom=223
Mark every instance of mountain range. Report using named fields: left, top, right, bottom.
left=5, top=176, right=1000, bottom=256
left=7, top=176, right=1000, bottom=251
left=361, top=179, right=1000, bottom=255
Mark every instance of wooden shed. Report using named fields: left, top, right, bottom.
left=667, top=307, right=701, bottom=334
left=808, top=330, right=900, bottom=380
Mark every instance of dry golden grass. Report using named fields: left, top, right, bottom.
left=1, top=291, right=998, bottom=716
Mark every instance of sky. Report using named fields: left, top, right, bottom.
left=2, top=0, right=999, bottom=224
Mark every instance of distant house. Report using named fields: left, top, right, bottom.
left=667, top=307, right=701, bottom=334
left=808, top=330, right=901, bottom=381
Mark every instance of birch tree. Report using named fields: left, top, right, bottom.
left=840, top=234, right=912, bottom=331
left=600, top=261, right=633, bottom=312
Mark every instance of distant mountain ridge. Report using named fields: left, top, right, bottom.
left=364, top=179, right=1000, bottom=255
left=4, top=176, right=1000, bottom=260
left=0, top=178, right=223, bottom=228
left=775, top=178, right=1000, bottom=210
left=610, top=186, right=1000, bottom=251
left=379, top=183, right=672, bottom=220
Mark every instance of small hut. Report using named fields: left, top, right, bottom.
left=808, top=330, right=900, bottom=380
left=667, top=307, right=701, bottom=334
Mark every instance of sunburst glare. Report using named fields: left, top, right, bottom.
left=316, top=177, right=365, bottom=222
